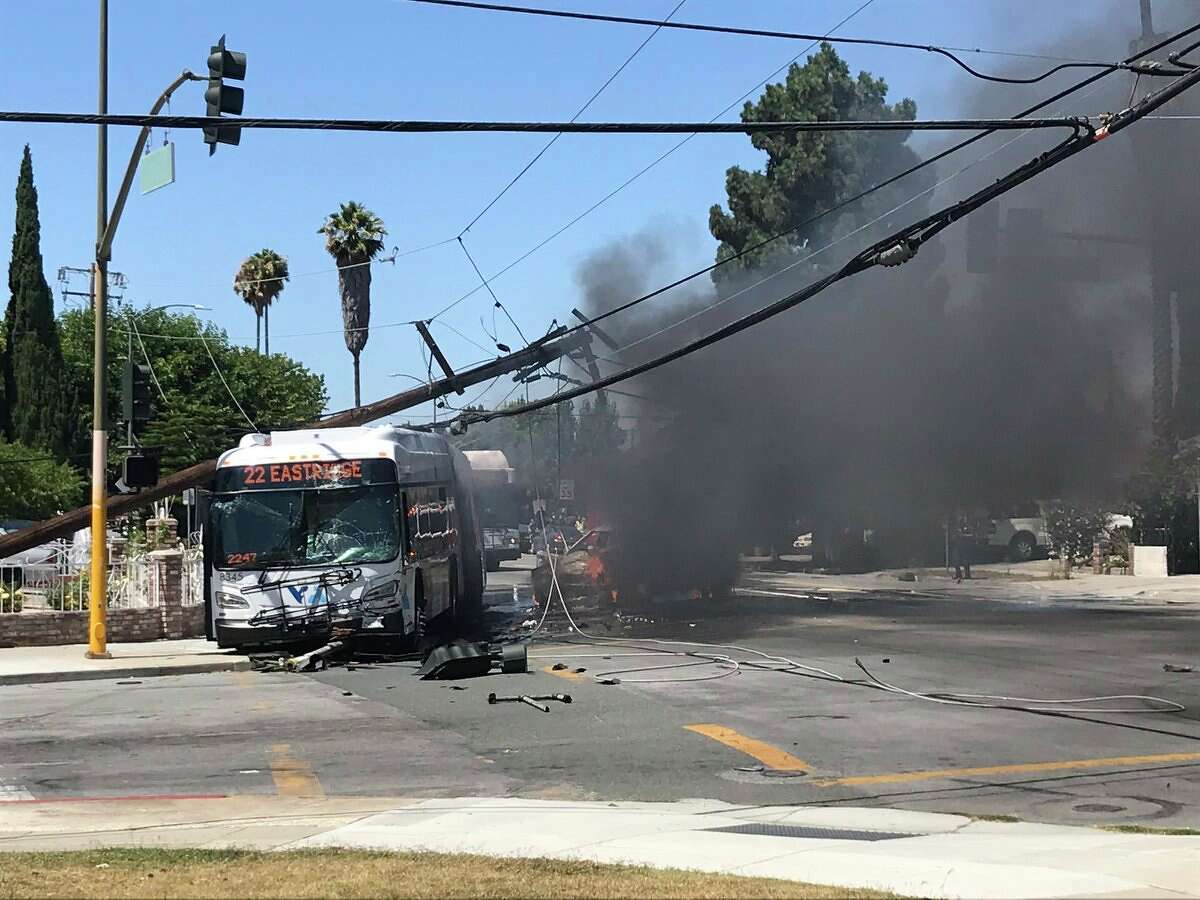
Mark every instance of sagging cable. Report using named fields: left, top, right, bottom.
left=855, top=658, right=1185, bottom=714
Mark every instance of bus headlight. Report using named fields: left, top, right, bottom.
left=362, top=580, right=399, bottom=602
left=216, top=592, right=250, bottom=609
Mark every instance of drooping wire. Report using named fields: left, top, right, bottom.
left=198, top=332, right=259, bottom=432
left=459, top=0, right=687, bottom=237
left=404, top=0, right=1144, bottom=85
left=421, top=0, right=878, bottom=323
left=507, top=21, right=1200, bottom=350
left=457, top=236, right=530, bottom=347
left=128, top=314, right=199, bottom=450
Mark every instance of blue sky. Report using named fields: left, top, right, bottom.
left=0, top=0, right=1132, bottom=421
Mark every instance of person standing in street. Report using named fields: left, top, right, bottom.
left=951, top=512, right=974, bottom=582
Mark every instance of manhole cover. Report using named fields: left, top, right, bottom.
left=1074, top=803, right=1125, bottom=814
left=708, top=823, right=916, bottom=841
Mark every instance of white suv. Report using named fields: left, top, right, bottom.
left=981, top=503, right=1049, bottom=562
left=981, top=503, right=1133, bottom=562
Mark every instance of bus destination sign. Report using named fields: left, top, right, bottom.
left=215, top=458, right=397, bottom=492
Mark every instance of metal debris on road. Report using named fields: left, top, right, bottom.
left=487, top=692, right=572, bottom=712
left=1163, top=664, right=1195, bottom=673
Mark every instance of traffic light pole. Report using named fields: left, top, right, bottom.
left=87, top=51, right=204, bottom=658
left=87, top=0, right=110, bottom=658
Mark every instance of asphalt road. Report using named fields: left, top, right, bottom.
left=2, top=560, right=1198, bottom=829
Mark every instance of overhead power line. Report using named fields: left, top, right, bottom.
left=403, top=0, right=1177, bottom=84
left=0, top=112, right=1091, bottom=135
left=462, top=48, right=1200, bottom=427
left=459, top=0, right=687, bottom=236
left=536, top=20, right=1200, bottom=346
left=421, top=0, right=878, bottom=324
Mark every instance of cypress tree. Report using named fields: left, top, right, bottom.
left=2, top=145, right=66, bottom=455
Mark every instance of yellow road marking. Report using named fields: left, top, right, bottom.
left=268, top=744, right=325, bottom=798
left=543, top=664, right=588, bottom=682
left=684, top=724, right=810, bottom=772
left=811, top=751, right=1200, bottom=787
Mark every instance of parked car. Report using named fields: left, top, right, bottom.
left=980, top=504, right=1135, bottom=562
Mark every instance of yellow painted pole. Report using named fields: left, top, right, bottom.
left=87, top=262, right=110, bottom=659
left=87, top=0, right=110, bottom=659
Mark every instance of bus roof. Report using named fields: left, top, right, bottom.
left=462, top=450, right=512, bottom=472
left=216, top=425, right=457, bottom=483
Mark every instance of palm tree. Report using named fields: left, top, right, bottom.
left=318, top=202, right=387, bottom=407
left=233, top=249, right=289, bottom=354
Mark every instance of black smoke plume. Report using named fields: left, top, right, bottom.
left=575, top=2, right=1200, bottom=582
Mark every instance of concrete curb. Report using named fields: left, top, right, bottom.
left=0, top=658, right=251, bottom=687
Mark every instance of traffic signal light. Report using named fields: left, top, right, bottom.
left=122, top=453, right=160, bottom=490
left=204, top=34, right=247, bottom=155
left=121, top=361, right=154, bottom=436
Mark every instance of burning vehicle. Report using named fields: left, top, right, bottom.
left=531, top=526, right=615, bottom=611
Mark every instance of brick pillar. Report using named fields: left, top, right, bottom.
left=152, top=549, right=185, bottom=639
left=146, top=518, right=178, bottom=550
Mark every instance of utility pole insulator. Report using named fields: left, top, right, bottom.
left=877, top=241, right=916, bottom=268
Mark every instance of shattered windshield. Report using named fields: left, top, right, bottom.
left=211, top=485, right=400, bottom=569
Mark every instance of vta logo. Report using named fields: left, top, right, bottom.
left=287, top=585, right=330, bottom=606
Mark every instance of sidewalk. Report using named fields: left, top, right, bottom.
left=1, top=795, right=1196, bottom=899
left=0, top=639, right=248, bottom=686
left=741, top=565, right=1200, bottom=608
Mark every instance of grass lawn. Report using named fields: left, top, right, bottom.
left=0, top=848, right=896, bottom=899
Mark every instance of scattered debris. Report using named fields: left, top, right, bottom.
left=882, top=658, right=891, bottom=664
left=599, top=678, right=621, bottom=685
left=1164, top=664, right=1195, bottom=673
left=734, top=764, right=807, bottom=778
left=488, top=692, right=572, bottom=712
left=115, top=680, right=142, bottom=685
left=417, top=640, right=529, bottom=680
left=341, top=691, right=353, bottom=697
left=897, top=572, right=918, bottom=582
left=552, top=662, right=568, bottom=671
left=283, top=640, right=347, bottom=673
left=574, top=667, right=587, bottom=674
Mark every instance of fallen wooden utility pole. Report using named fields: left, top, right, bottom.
left=0, top=327, right=590, bottom=560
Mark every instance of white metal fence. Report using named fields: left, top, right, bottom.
left=181, top=546, right=204, bottom=607
left=0, top=544, right=198, bottom=614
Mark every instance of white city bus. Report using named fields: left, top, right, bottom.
left=202, top=425, right=485, bottom=650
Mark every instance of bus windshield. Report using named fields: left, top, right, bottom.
left=211, top=485, right=400, bottom=569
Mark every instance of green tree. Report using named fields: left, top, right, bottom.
left=1, top=146, right=67, bottom=454
left=708, top=43, right=929, bottom=281
left=0, top=439, right=84, bottom=520
left=233, top=248, right=289, bottom=355
left=59, top=306, right=327, bottom=475
left=318, top=202, right=387, bottom=407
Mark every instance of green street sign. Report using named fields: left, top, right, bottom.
left=139, top=143, right=175, bottom=195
